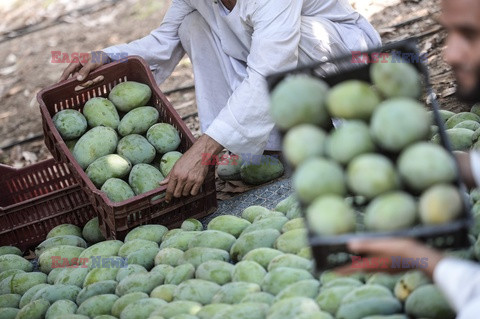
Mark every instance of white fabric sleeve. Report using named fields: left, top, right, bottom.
left=470, top=151, right=480, bottom=187
left=433, top=257, right=480, bottom=312
left=102, top=0, right=194, bottom=84
left=205, top=0, right=303, bottom=155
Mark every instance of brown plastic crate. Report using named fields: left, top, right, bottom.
left=37, top=56, right=217, bottom=240
left=0, top=159, right=94, bottom=251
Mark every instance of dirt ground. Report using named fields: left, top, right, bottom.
left=0, top=0, right=468, bottom=167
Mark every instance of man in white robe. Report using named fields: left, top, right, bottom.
left=340, top=1, right=480, bottom=318
left=60, top=0, right=381, bottom=201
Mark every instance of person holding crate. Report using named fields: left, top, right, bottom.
left=340, top=0, right=480, bottom=318
left=59, top=0, right=381, bottom=202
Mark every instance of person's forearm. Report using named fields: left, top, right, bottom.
left=455, top=152, right=476, bottom=189
left=198, top=134, right=224, bottom=157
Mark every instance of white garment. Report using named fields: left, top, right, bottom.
left=434, top=258, right=480, bottom=319
left=103, top=0, right=381, bottom=154
left=427, top=152, right=480, bottom=319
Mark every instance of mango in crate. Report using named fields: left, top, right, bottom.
left=364, top=192, right=417, bottom=232
left=306, top=195, right=356, bottom=236
left=370, top=56, right=422, bottom=99
left=128, top=164, right=164, bottom=195
left=101, top=178, right=135, bottom=203
left=83, top=97, right=120, bottom=129
left=293, top=158, right=346, bottom=203
left=326, top=120, right=375, bottom=165
left=419, top=184, right=463, bottom=225
left=86, top=154, right=132, bottom=188
left=270, top=75, right=330, bottom=130
left=53, top=109, right=87, bottom=140
left=160, top=151, right=183, bottom=176
left=117, top=134, right=156, bottom=165
left=73, top=126, right=118, bottom=169
left=347, top=154, right=399, bottom=199
left=326, top=80, right=381, bottom=120
left=108, top=81, right=152, bottom=112
left=398, top=142, right=457, bottom=192
left=283, top=124, right=327, bottom=166
left=370, top=98, right=430, bottom=152
left=118, top=106, right=159, bottom=136
left=147, top=123, right=181, bottom=154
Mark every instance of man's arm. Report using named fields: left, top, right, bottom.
left=455, top=151, right=480, bottom=189
left=204, top=0, right=303, bottom=155
left=60, top=0, right=194, bottom=82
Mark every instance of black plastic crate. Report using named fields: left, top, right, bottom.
left=267, top=39, right=473, bottom=271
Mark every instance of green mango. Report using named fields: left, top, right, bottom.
left=283, top=124, right=326, bottom=166
left=116, top=273, right=164, bottom=296
left=117, top=134, right=156, bottom=165
left=149, top=300, right=201, bottom=318
left=370, top=56, right=421, bottom=99
left=45, top=299, right=77, bottom=319
left=364, top=191, right=417, bottom=231
left=294, top=157, right=346, bottom=203
left=327, top=80, right=381, bottom=120
left=47, top=224, right=82, bottom=239
left=211, top=282, right=261, bottom=304
left=274, top=228, right=308, bottom=254
left=160, top=151, right=183, bottom=176
left=0, top=254, right=32, bottom=273
left=446, top=112, right=480, bottom=129
left=86, top=154, right=131, bottom=188
left=35, top=235, right=87, bottom=256
left=76, top=280, right=118, bottom=305
left=147, top=123, right=181, bottom=154
left=181, top=219, right=203, bottom=231
left=230, top=229, right=281, bottom=261
left=76, top=294, right=118, bottom=317
left=173, top=279, right=221, bottom=305
left=231, top=260, right=267, bottom=285
left=188, top=230, right=236, bottom=251
left=150, top=284, right=176, bottom=302
left=82, top=217, right=106, bottom=244
left=128, top=163, right=164, bottom=195
left=83, top=97, right=120, bottom=129
left=240, top=155, right=284, bottom=185
left=405, top=284, right=455, bottom=319
left=108, top=81, right=152, bottom=112
left=126, top=224, right=168, bottom=243
left=38, top=246, right=85, bottom=274
left=261, top=267, right=313, bottom=295
left=326, top=120, right=375, bottom=165
left=15, top=299, right=50, bottom=319
left=165, top=264, right=195, bottom=285
left=0, top=247, right=21, bottom=257
left=73, top=126, right=118, bottom=169
left=195, top=260, right=234, bottom=285
left=270, top=75, right=330, bottom=130
left=111, top=292, right=149, bottom=317
left=370, top=98, right=430, bottom=152
left=398, top=142, right=457, bottom=192
left=52, top=109, right=87, bottom=140
left=118, top=106, right=159, bottom=136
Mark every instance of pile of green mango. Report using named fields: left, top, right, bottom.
left=430, top=105, right=480, bottom=151
left=52, top=81, right=183, bottom=202
left=0, top=197, right=461, bottom=319
left=270, top=58, right=465, bottom=236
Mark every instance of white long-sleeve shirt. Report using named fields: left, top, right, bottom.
left=430, top=152, right=480, bottom=319
left=103, top=0, right=380, bottom=155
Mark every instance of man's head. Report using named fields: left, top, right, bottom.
left=442, top=0, right=480, bottom=102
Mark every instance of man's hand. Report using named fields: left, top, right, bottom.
left=160, top=134, right=223, bottom=203
left=59, top=51, right=111, bottom=82
left=336, top=238, right=444, bottom=278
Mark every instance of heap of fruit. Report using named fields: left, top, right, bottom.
left=270, top=56, right=465, bottom=236
left=430, top=104, right=480, bottom=151
left=0, top=196, right=461, bottom=319
left=52, top=81, right=183, bottom=202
